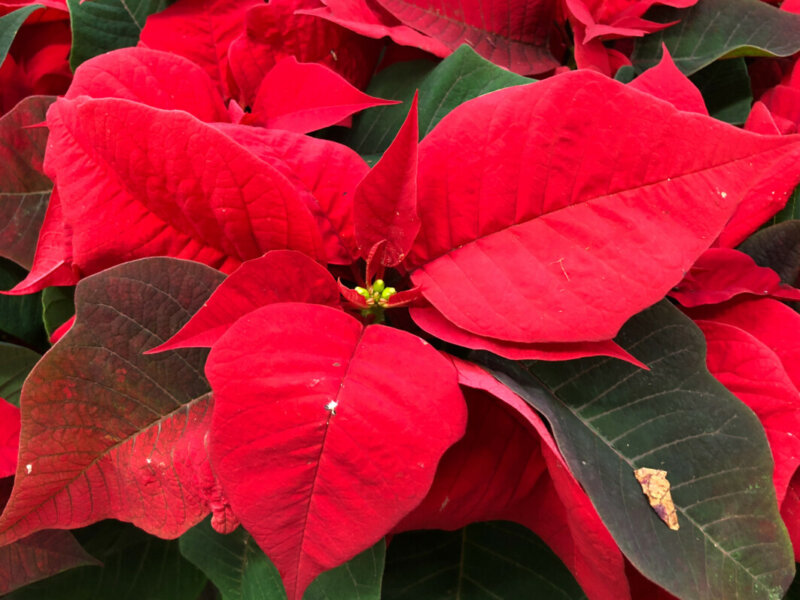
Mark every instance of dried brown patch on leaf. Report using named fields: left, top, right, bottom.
left=634, top=468, right=679, bottom=531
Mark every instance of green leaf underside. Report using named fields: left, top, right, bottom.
left=382, top=521, right=586, bottom=600
left=0, top=258, right=46, bottom=350
left=738, top=220, right=800, bottom=287
left=349, top=45, right=531, bottom=154
left=632, top=0, right=800, bottom=75
left=41, top=286, right=75, bottom=338
left=67, top=0, right=173, bottom=70
left=688, top=58, right=752, bottom=125
left=0, top=342, right=40, bottom=406
left=5, top=522, right=207, bottom=600
left=476, top=301, right=793, bottom=600
left=0, top=5, right=42, bottom=68
left=180, top=518, right=385, bottom=600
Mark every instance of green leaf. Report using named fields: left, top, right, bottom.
left=632, top=0, right=800, bottom=75
left=0, top=342, right=40, bottom=406
left=349, top=45, right=532, bottom=154
left=5, top=522, right=207, bottom=600
left=382, top=521, right=586, bottom=600
left=0, top=258, right=47, bottom=350
left=0, top=5, right=42, bottom=68
left=738, top=220, right=800, bottom=286
left=477, top=301, right=793, bottom=600
left=689, top=58, right=752, bottom=125
left=0, top=95, right=54, bottom=270
left=180, top=519, right=385, bottom=600
left=67, top=0, right=173, bottom=70
left=785, top=565, right=800, bottom=599
left=41, top=286, right=75, bottom=339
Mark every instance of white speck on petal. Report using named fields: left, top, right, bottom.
left=146, top=458, right=152, bottom=465
left=720, top=191, right=727, bottom=198
left=326, top=400, right=338, bottom=413
left=440, top=497, right=450, bottom=511
left=25, top=464, right=32, bottom=474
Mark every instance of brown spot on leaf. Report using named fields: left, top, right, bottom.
left=634, top=467, right=679, bottom=531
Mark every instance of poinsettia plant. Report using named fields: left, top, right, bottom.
left=2, top=0, right=800, bottom=598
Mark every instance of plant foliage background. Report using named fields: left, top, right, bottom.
left=1, top=0, right=800, bottom=599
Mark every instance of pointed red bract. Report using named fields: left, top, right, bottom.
left=628, top=46, right=707, bottom=114
left=0, top=398, right=20, bottom=479
left=138, top=0, right=260, bottom=97
left=65, top=48, right=229, bottom=122
left=15, top=96, right=327, bottom=293
left=354, top=93, right=419, bottom=266
left=0, top=259, right=226, bottom=547
left=696, top=319, right=800, bottom=502
left=227, top=0, right=379, bottom=108
left=410, top=306, right=646, bottom=365
left=206, top=302, right=466, bottom=600
left=248, top=56, right=398, bottom=132
left=671, top=248, right=800, bottom=307
left=404, top=71, right=800, bottom=344
left=155, top=251, right=341, bottom=352
left=371, top=0, right=558, bottom=75
left=566, top=0, right=697, bottom=42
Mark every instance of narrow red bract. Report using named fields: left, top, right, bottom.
left=206, top=302, right=467, bottom=600
left=354, top=92, right=419, bottom=266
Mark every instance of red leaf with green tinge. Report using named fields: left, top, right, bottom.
left=206, top=302, right=466, bottom=600
left=65, top=48, right=228, bottom=122
left=0, top=530, right=100, bottom=594
left=354, top=93, right=419, bottom=266
left=404, top=70, right=800, bottom=344
left=0, top=258, right=226, bottom=546
left=372, top=0, right=559, bottom=75
left=0, top=95, right=54, bottom=270
left=138, top=0, right=260, bottom=97
left=248, top=56, right=397, bottom=132
left=14, top=96, right=326, bottom=293
left=154, top=250, right=341, bottom=352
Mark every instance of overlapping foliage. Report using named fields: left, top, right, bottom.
left=1, top=0, right=800, bottom=598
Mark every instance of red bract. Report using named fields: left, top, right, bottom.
left=627, top=46, right=707, bottom=114
left=227, top=0, right=379, bottom=108
left=671, top=248, right=800, bottom=307
left=13, top=96, right=330, bottom=293
left=155, top=250, right=341, bottom=351
left=354, top=93, right=419, bottom=266
left=206, top=302, right=467, bottom=600
left=138, top=0, right=261, bottom=98
left=0, top=399, right=19, bottom=479
left=246, top=56, right=397, bottom=131
left=403, top=70, right=800, bottom=345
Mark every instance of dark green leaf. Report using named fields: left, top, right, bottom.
left=180, top=519, right=385, bottom=600
left=67, top=0, right=173, bottom=70
left=349, top=45, right=531, bottom=154
left=477, top=301, right=793, bottom=600
left=0, top=5, right=42, bottom=68
left=0, top=95, right=54, bottom=270
left=5, top=522, right=207, bottom=600
left=614, top=65, right=636, bottom=84
left=0, top=258, right=47, bottom=350
left=0, top=342, right=40, bottom=406
left=784, top=565, right=800, bottom=599
left=632, top=0, right=800, bottom=75
left=382, top=521, right=586, bottom=600
left=689, top=58, right=752, bottom=125
left=738, top=220, right=800, bottom=286
left=41, top=286, right=75, bottom=339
